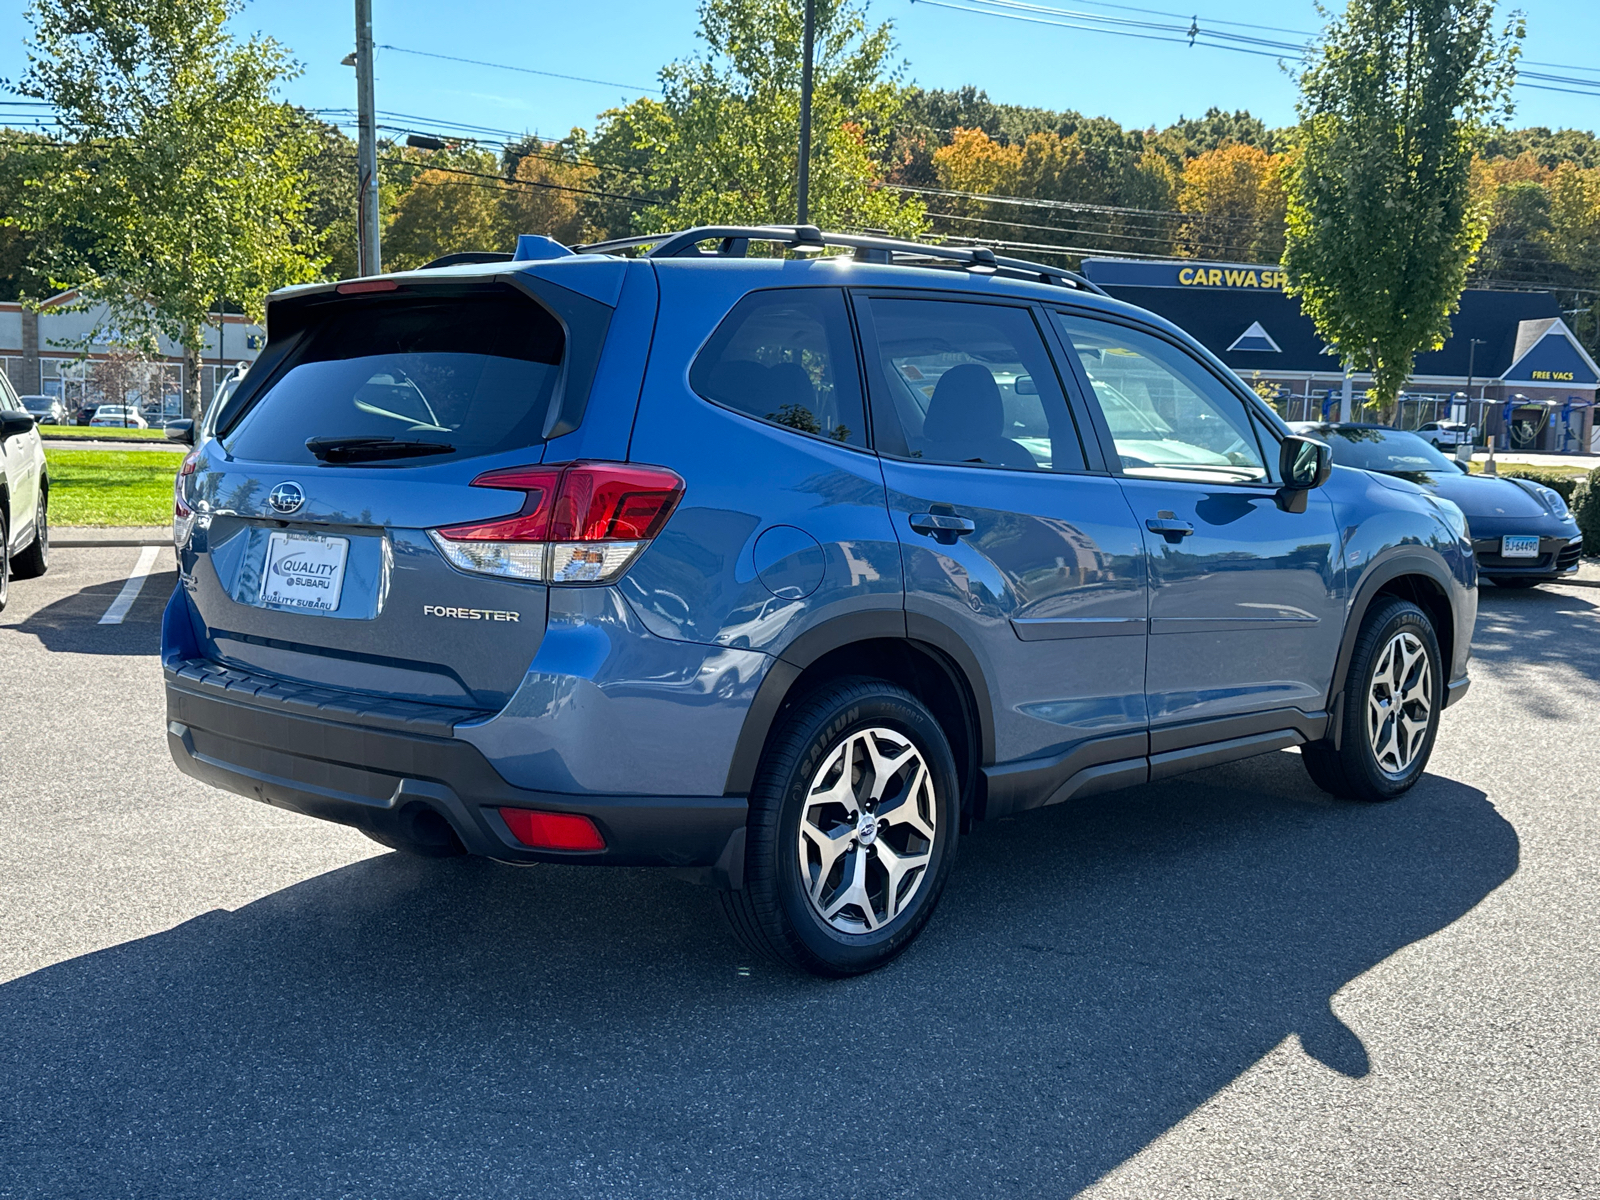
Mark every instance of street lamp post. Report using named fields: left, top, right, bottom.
left=796, top=0, right=816, bottom=226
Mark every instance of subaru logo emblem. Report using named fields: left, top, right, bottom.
left=268, top=482, right=305, bottom=515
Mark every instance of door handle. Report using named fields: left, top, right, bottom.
left=909, top=511, right=976, bottom=544
left=1145, top=517, right=1194, bottom=544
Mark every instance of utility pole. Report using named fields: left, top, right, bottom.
left=355, top=0, right=381, bottom=276
left=796, top=0, right=816, bottom=226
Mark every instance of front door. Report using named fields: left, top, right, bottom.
left=854, top=293, right=1150, bottom=806
left=1051, top=310, right=1344, bottom=743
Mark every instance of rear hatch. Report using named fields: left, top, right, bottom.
left=180, top=273, right=614, bottom=711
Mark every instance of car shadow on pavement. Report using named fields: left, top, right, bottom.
left=8, top=571, right=176, bottom=655
left=0, top=751, right=1516, bottom=1199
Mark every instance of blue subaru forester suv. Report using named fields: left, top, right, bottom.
left=163, top=226, right=1477, bottom=976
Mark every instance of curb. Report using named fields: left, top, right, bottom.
left=54, top=527, right=170, bottom=548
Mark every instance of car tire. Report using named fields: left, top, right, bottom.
left=721, top=677, right=961, bottom=977
left=1302, top=598, right=1443, bottom=803
left=10, top=490, right=49, bottom=580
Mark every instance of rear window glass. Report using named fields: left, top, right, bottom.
left=689, top=288, right=866, bottom=448
left=221, top=291, right=563, bottom=466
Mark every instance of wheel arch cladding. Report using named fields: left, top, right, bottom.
left=1331, top=553, right=1457, bottom=714
left=723, top=632, right=989, bottom=823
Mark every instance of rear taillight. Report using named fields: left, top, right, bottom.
left=173, top=449, right=200, bottom=548
left=430, top=461, right=684, bottom=584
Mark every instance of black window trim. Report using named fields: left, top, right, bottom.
left=1046, top=303, right=1284, bottom=490
left=684, top=284, right=877, bottom=456
left=847, top=286, right=1107, bottom=476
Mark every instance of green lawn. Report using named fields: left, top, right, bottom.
left=41, top=423, right=172, bottom=440
left=47, top=448, right=185, bottom=526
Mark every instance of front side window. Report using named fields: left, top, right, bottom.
left=1055, top=313, right=1269, bottom=483
left=865, top=298, right=1087, bottom=472
left=690, top=288, right=866, bottom=447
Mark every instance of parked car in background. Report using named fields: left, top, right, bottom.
left=19, top=395, right=66, bottom=425
left=164, top=226, right=1478, bottom=976
left=1291, top=422, right=1581, bottom=588
left=1418, top=420, right=1476, bottom=450
left=0, top=370, right=51, bottom=610
left=90, top=405, right=149, bottom=429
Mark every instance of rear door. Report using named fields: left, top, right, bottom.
left=855, top=291, right=1150, bottom=801
left=183, top=278, right=618, bottom=711
left=1050, top=309, right=1344, bottom=744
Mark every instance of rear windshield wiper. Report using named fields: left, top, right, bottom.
left=305, top=435, right=455, bottom=463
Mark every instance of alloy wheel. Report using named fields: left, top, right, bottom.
left=1367, top=630, right=1433, bottom=776
left=796, top=727, right=939, bottom=934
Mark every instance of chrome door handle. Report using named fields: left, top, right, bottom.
left=909, top=512, right=976, bottom=544
left=1145, top=518, right=1194, bottom=544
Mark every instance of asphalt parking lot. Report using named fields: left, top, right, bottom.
left=2, top=548, right=1597, bottom=1199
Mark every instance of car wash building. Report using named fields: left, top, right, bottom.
left=1081, top=257, right=1600, bottom=455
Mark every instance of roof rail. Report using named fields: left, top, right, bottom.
left=572, top=225, right=1109, bottom=296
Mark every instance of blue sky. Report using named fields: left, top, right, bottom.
left=2, top=1, right=1597, bottom=146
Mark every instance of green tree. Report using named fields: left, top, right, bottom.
left=1283, top=0, right=1522, bottom=406
left=11, top=0, right=323, bottom=417
left=593, top=0, right=925, bottom=238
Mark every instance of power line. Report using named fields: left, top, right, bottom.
left=376, top=44, right=663, bottom=94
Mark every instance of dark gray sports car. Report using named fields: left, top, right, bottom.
left=1292, top=423, right=1583, bottom=589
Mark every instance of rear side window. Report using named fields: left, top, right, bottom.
left=221, top=291, right=563, bottom=466
left=689, top=288, right=867, bottom=448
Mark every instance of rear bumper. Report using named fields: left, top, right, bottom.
left=165, top=675, right=749, bottom=883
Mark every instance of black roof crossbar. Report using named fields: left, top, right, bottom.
left=572, top=225, right=1109, bottom=296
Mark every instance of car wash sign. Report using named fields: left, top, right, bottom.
left=1082, top=258, right=1287, bottom=290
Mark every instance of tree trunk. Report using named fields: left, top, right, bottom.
left=19, top=303, right=40, bottom=394
left=182, top=328, right=205, bottom=421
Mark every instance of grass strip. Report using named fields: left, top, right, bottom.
left=47, top=448, right=184, bottom=527
left=40, top=424, right=171, bottom=440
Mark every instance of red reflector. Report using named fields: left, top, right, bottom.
left=435, top=461, right=684, bottom=545
left=336, top=279, right=400, bottom=294
left=498, top=807, right=606, bottom=851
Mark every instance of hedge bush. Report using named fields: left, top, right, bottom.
left=1572, top=466, right=1600, bottom=556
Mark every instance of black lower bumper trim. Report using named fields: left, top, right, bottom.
left=166, top=678, right=748, bottom=879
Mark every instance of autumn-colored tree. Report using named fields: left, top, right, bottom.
left=1177, top=142, right=1287, bottom=262
left=500, top=147, right=604, bottom=247
left=381, top=149, right=507, bottom=270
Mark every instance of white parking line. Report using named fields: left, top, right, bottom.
left=98, top=545, right=164, bottom=625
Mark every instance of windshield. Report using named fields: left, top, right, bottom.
left=221, top=290, right=564, bottom=467
left=22, top=397, right=54, bottom=412
left=1315, top=426, right=1459, bottom=473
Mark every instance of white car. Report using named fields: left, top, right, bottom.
left=90, top=405, right=150, bottom=428
left=1418, top=420, right=1476, bottom=449
left=0, top=370, right=50, bottom=609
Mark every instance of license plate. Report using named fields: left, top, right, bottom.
left=1500, top=535, right=1540, bottom=559
left=260, top=530, right=349, bottom=612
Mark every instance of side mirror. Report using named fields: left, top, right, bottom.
left=0, top=411, right=37, bottom=438
left=164, top=419, right=196, bottom=446
left=1014, top=375, right=1038, bottom=395
left=1277, top=435, right=1332, bottom=513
